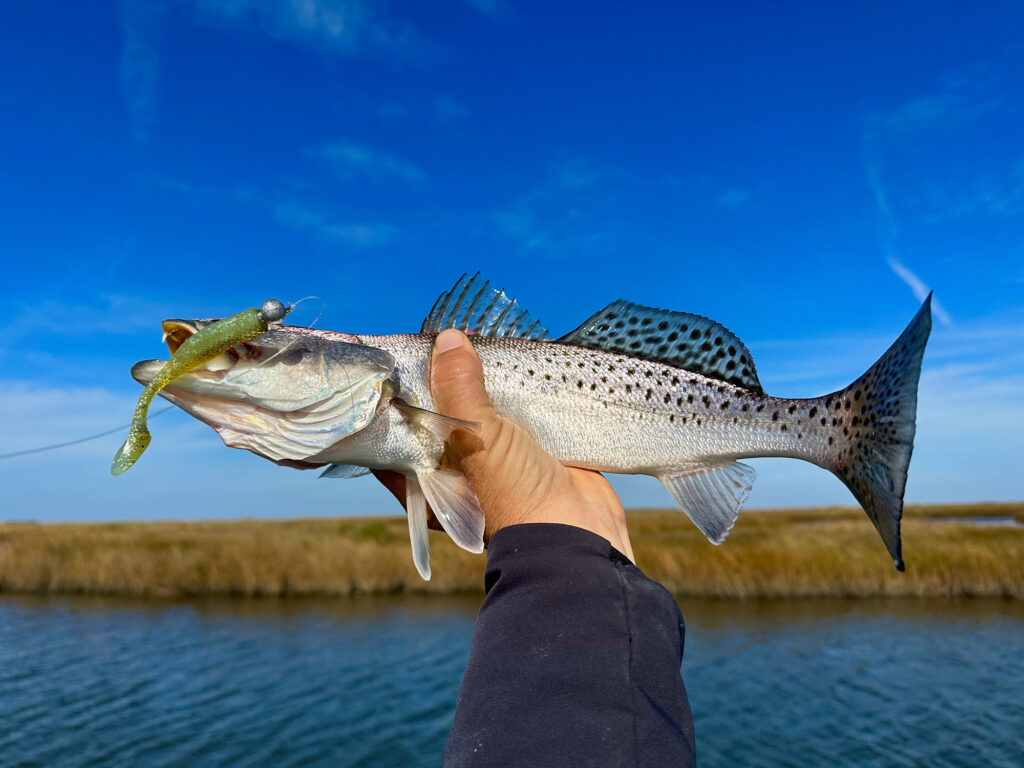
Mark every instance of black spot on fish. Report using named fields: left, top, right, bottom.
left=625, top=384, right=632, bottom=394
left=646, top=389, right=653, bottom=400
left=658, top=321, right=668, bottom=331
left=667, top=332, right=679, bottom=342
left=527, top=369, right=534, bottom=376
left=788, top=405, right=797, bottom=414
left=702, top=395, right=711, bottom=407
left=828, top=436, right=834, bottom=445
left=664, top=393, right=672, bottom=404
left=677, top=396, right=684, bottom=406
left=726, top=360, right=736, bottom=371
left=809, top=406, right=818, bottom=417
left=756, top=404, right=765, bottom=412
left=687, top=394, right=694, bottom=404
left=577, top=380, right=584, bottom=388
left=741, top=403, right=749, bottom=412
left=772, top=411, right=779, bottom=421
left=780, top=424, right=788, bottom=432
left=728, top=345, right=736, bottom=355
left=670, top=414, right=675, bottom=422
left=721, top=401, right=730, bottom=410
left=690, top=329, right=701, bottom=340
left=671, top=376, right=679, bottom=385
left=590, top=383, right=597, bottom=391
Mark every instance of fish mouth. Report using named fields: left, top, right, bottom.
left=130, top=318, right=247, bottom=388
left=161, top=319, right=199, bottom=354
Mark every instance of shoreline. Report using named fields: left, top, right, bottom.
left=1, top=502, right=1021, bottom=599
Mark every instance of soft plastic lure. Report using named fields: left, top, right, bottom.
left=110, top=299, right=291, bottom=475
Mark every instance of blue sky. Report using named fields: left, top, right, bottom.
left=2, top=1, right=1022, bottom=523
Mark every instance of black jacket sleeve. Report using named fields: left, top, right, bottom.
left=444, top=523, right=696, bottom=768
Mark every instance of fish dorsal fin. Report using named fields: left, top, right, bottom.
left=659, top=461, right=756, bottom=544
left=558, top=300, right=763, bottom=393
left=421, top=273, right=551, bottom=340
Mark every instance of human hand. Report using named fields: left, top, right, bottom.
left=374, top=329, right=634, bottom=560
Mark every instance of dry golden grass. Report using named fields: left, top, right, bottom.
left=1, top=502, right=1021, bottom=599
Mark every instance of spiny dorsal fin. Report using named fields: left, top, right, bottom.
left=659, top=461, right=756, bottom=544
left=558, top=300, right=763, bottom=392
left=421, top=273, right=551, bottom=341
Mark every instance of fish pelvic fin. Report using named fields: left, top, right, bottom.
left=827, top=295, right=932, bottom=571
left=659, top=462, right=755, bottom=544
left=417, top=468, right=485, bottom=554
left=405, top=474, right=432, bottom=581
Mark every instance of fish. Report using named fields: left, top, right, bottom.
left=129, top=274, right=931, bottom=579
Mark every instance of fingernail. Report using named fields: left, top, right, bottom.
left=435, top=329, right=465, bottom=353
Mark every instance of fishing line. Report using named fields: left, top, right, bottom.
left=0, top=296, right=327, bottom=462
left=0, top=406, right=175, bottom=460
left=220, top=295, right=325, bottom=385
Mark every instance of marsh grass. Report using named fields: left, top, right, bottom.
left=1, top=503, right=1021, bottom=599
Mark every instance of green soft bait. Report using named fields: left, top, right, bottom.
left=111, top=299, right=291, bottom=476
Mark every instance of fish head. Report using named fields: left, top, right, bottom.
left=131, top=320, right=395, bottom=465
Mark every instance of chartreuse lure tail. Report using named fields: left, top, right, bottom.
left=110, top=299, right=290, bottom=476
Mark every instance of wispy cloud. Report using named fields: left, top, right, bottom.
left=886, top=257, right=954, bottom=327
left=464, top=0, right=504, bottom=15
left=193, top=0, right=423, bottom=57
left=716, top=188, right=750, bottom=208
left=312, top=140, right=426, bottom=184
left=119, top=0, right=165, bottom=141
left=863, top=59, right=1022, bottom=230
left=6, top=295, right=180, bottom=342
left=433, top=97, right=469, bottom=125
left=493, top=157, right=620, bottom=253
left=275, top=202, right=398, bottom=247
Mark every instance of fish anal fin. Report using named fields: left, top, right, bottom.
left=421, top=273, right=551, bottom=341
left=659, top=462, right=755, bottom=544
left=558, top=300, right=762, bottom=393
left=394, top=400, right=481, bottom=441
left=417, top=469, right=485, bottom=553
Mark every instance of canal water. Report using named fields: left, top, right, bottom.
left=1, top=595, right=1021, bottom=767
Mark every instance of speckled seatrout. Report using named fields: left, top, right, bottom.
left=128, top=275, right=931, bottom=579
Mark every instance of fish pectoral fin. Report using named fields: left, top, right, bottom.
left=417, top=469, right=485, bottom=554
left=659, top=462, right=756, bottom=544
left=318, top=463, right=371, bottom=479
left=405, top=474, right=432, bottom=581
left=393, top=400, right=481, bottom=441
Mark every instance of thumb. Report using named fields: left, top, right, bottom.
left=430, top=330, right=496, bottom=426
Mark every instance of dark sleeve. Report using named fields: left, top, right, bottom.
left=444, top=523, right=696, bottom=768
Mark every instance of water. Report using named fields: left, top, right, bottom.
left=1, top=595, right=1021, bottom=767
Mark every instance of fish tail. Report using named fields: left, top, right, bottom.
left=827, top=296, right=932, bottom=571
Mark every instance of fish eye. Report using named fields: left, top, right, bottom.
left=279, top=347, right=311, bottom=366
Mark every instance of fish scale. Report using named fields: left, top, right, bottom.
left=128, top=274, right=931, bottom=578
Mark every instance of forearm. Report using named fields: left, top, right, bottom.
left=445, top=523, right=696, bottom=768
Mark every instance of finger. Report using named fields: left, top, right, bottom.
left=430, top=330, right=497, bottom=427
